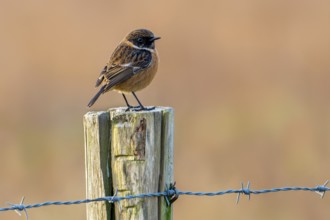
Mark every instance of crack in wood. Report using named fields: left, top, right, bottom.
left=130, top=118, right=147, bottom=160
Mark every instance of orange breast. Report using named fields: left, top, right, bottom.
left=113, top=51, right=158, bottom=93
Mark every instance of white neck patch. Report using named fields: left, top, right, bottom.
left=131, top=44, right=155, bottom=53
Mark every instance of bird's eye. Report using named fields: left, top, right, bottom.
left=137, top=38, right=143, bottom=43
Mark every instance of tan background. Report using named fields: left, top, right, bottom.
left=0, top=0, right=330, bottom=219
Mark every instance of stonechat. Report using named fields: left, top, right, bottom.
left=87, top=29, right=160, bottom=111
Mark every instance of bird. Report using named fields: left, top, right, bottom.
left=87, top=29, right=160, bottom=111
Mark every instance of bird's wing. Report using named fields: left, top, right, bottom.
left=99, top=46, right=152, bottom=92
left=103, top=66, right=135, bottom=92
left=95, top=65, right=107, bottom=87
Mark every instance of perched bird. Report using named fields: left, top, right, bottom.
left=87, top=29, right=160, bottom=111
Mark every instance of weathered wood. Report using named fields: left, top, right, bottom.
left=159, top=109, right=174, bottom=219
left=84, top=111, right=112, bottom=220
left=84, top=107, right=174, bottom=220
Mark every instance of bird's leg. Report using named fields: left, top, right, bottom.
left=132, top=92, right=155, bottom=111
left=122, top=93, right=139, bottom=111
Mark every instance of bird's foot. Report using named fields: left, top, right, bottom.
left=134, top=106, right=155, bottom=112
left=125, top=105, right=141, bottom=112
left=125, top=105, right=155, bottom=112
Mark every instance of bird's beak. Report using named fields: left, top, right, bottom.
left=151, top=36, right=161, bottom=41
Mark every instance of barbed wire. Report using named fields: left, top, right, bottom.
left=0, top=180, right=329, bottom=219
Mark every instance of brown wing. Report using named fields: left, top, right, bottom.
left=95, top=43, right=152, bottom=92
left=95, top=65, right=107, bottom=87
left=103, top=66, right=135, bottom=93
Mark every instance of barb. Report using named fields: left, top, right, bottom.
left=236, top=181, right=251, bottom=204
left=165, top=182, right=179, bottom=206
left=6, top=196, right=28, bottom=220
left=1, top=180, right=329, bottom=218
left=315, top=180, right=329, bottom=199
left=108, top=189, right=118, bottom=203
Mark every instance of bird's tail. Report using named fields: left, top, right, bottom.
left=87, top=85, right=106, bottom=107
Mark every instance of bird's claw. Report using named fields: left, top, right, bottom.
left=125, top=106, right=155, bottom=112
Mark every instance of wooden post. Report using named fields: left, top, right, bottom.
left=84, top=111, right=112, bottom=220
left=84, top=107, right=174, bottom=220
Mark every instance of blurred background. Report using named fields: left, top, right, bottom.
left=0, top=0, right=330, bottom=219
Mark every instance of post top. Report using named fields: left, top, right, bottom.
left=109, top=106, right=172, bottom=113
left=84, top=106, right=173, bottom=118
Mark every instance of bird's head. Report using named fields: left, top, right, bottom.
left=126, top=29, right=160, bottom=49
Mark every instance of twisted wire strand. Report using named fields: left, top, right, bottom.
left=1, top=181, right=329, bottom=219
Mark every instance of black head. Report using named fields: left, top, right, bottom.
left=126, top=29, right=160, bottom=49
